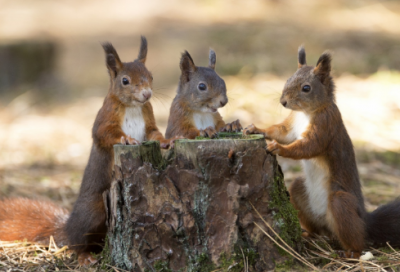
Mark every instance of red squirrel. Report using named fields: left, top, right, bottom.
left=0, top=36, right=175, bottom=265
left=244, top=46, right=400, bottom=258
left=165, top=49, right=242, bottom=139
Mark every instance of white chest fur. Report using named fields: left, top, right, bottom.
left=291, top=112, right=311, bottom=140
left=289, top=112, right=330, bottom=219
left=303, top=158, right=330, bottom=218
left=192, top=112, right=215, bottom=130
left=121, top=106, right=146, bottom=142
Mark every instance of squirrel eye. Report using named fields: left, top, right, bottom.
left=198, top=83, right=207, bottom=91
left=122, top=77, right=130, bottom=85
left=302, top=85, right=311, bottom=93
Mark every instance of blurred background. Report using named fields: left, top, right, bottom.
left=0, top=0, right=400, bottom=212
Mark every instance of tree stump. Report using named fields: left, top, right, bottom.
left=103, top=134, right=302, bottom=271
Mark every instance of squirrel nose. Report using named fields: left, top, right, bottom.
left=143, top=91, right=151, bottom=100
left=281, top=101, right=287, bottom=107
left=220, top=99, right=227, bottom=107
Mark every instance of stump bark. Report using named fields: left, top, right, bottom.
left=104, top=134, right=302, bottom=271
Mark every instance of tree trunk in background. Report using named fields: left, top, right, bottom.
left=104, top=135, right=302, bottom=272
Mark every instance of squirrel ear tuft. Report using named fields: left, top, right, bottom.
left=298, top=45, right=306, bottom=68
left=102, top=42, right=123, bottom=78
left=314, top=52, right=331, bottom=83
left=180, top=51, right=196, bottom=82
left=209, top=49, right=216, bottom=70
left=137, top=36, right=148, bottom=64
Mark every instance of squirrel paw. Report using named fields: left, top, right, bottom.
left=220, top=119, right=243, bottom=133
left=160, top=136, right=185, bottom=149
left=78, top=252, right=98, bottom=266
left=121, top=135, right=140, bottom=145
left=243, top=124, right=265, bottom=137
left=267, top=140, right=281, bottom=155
left=200, top=126, right=218, bottom=139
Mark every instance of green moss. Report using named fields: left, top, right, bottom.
left=98, top=237, right=113, bottom=270
left=140, top=141, right=167, bottom=170
left=377, top=247, right=400, bottom=254
left=154, top=260, right=173, bottom=272
left=184, top=251, right=215, bottom=272
left=377, top=255, right=389, bottom=262
left=275, top=259, right=294, bottom=271
left=219, top=252, right=239, bottom=271
left=330, top=252, right=339, bottom=259
left=194, top=132, right=263, bottom=140
left=197, top=253, right=216, bottom=272
left=217, top=244, right=258, bottom=272
left=268, top=163, right=303, bottom=255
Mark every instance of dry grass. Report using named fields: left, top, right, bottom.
left=2, top=218, right=400, bottom=272
left=0, top=238, right=77, bottom=271
left=252, top=204, right=400, bottom=272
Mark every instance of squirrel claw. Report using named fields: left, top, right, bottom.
left=221, top=119, right=242, bottom=133
left=160, top=136, right=185, bottom=149
left=243, top=124, right=256, bottom=135
left=243, top=124, right=265, bottom=137
left=206, top=126, right=218, bottom=138
left=121, top=136, right=140, bottom=145
left=200, top=127, right=218, bottom=139
left=231, top=119, right=242, bottom=132
left=267, top=140, right=280, bottom=155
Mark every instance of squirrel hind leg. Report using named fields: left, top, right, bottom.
left=328, top=191, right=365, bottom=257
left=289, top=177, right=323, bottom=235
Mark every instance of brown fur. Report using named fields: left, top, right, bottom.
left=166, top=50, right=242, bottom=139
left=66, top=37, right=175, bottom=260
left=0, top=198, right=68, bottom=245
left=0, top=37, right=173, bottom=265
left=244, top=46, right=400, bottom=257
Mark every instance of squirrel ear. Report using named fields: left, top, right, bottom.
left=180, top=51, right=196, bottom=82
left=314, top=52, right=331, bottom=83
left=209, top=49, right=216, bottom=70
left=298, top=45, right=306, bottom=68
left=137, top=36, right=147, bottom=64
left=102, top=42, right=123, bottom=78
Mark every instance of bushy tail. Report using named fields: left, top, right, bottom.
left=366, top=198, right=400, bottom=247
left=0, top=198, right=69, bottom=247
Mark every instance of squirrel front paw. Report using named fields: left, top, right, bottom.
left=121, top=135, right=140, bottom=145
left=243, top=124, right=265, bottom=137
left=160, top=136, right=185, bottom=149
left=220, top=119, right=243, bottom=133
left=199, top=126, right=218, bottom=139
left=267, top=140, right=281, bottom=155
